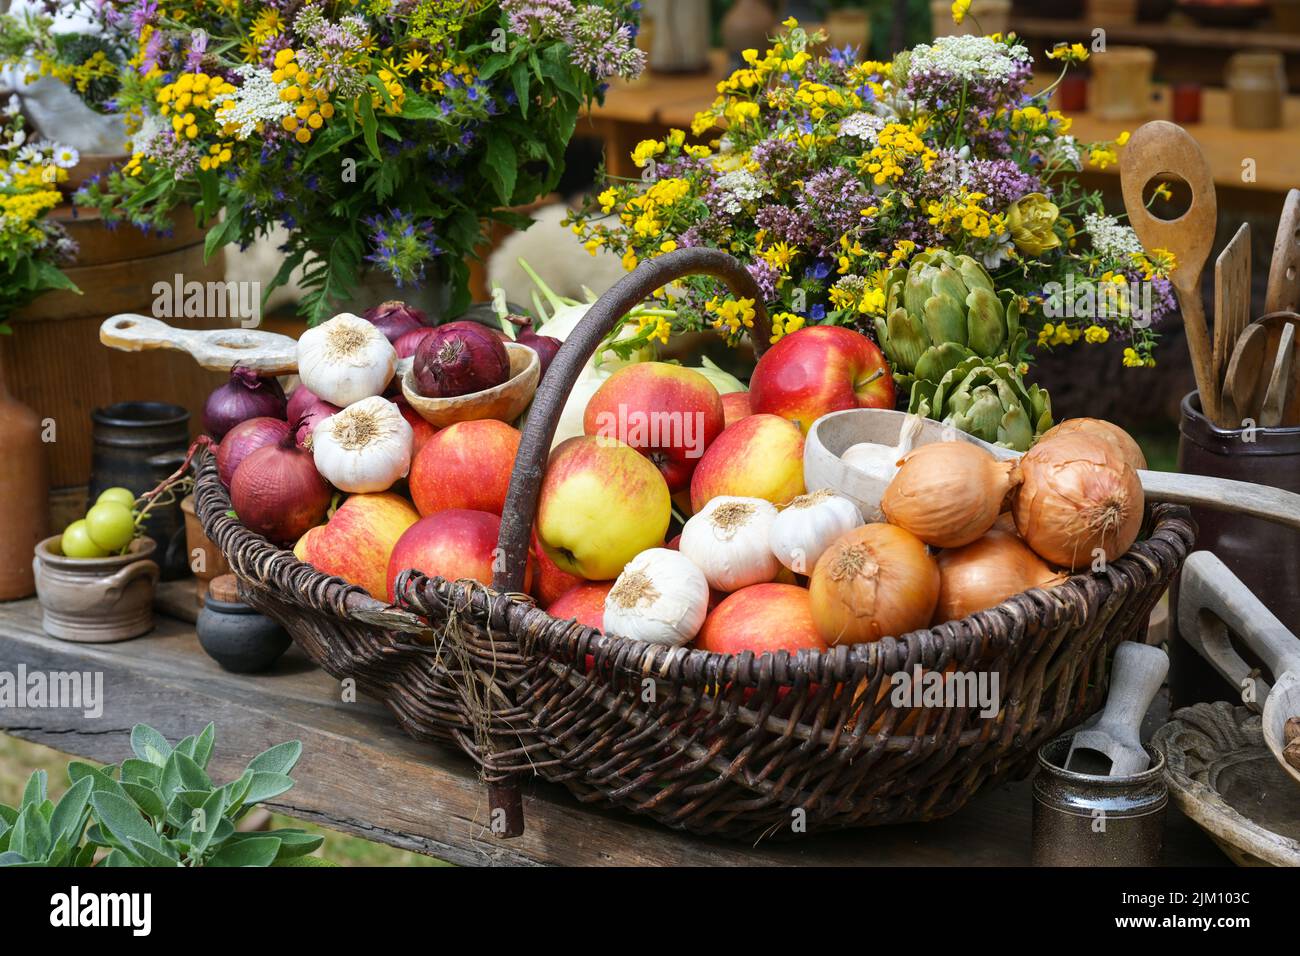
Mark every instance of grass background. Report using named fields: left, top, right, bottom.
left=0, top=733, right=446, bottom=867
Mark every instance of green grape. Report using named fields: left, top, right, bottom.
left=96, top=487, right=136, bottom=509
left=61, top=520, right=109, bottom=559
left=85, top=502, right=136, bottom=552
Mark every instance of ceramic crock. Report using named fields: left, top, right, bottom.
left=33, top=536, right=159, bottom=642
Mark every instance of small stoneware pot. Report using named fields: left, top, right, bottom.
left=1032, top=734, right=1168, bottom=866
left=33, top=535, right=159, bottom=642
left=181, top=493, right=229, bottom=603
left=196, top=575, right=290, bottom=673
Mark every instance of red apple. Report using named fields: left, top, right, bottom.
left=583, top=362, right=725, bottom=493
left=531, top=527, right=582, bottom=608
left=409, top=419, right=521, bottom=516
left=294, top=492, right=420, bottom=601
left=689, top=414, right=805, bottom=512
left=547, top=581, right=614, bottom=630
left=721, top=391, right=752, bottom=429
left=385, top=508, right=532, bottom=600
left=695, top=583, right=827, bottom=656
left=394, top=396, right=438, bottom=459
left=749, top=326, right=895, bottom=434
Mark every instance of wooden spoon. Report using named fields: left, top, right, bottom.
left=1264, top=189, right=1300, bottom=315
left=1220, top=322, right=1268, bottom=427
left=99, top=314, right=299, bottom=375
left=1121, top=122, right=1221, bottom=425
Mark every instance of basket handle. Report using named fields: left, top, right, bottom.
left=491, top=247, right=771, bottom=594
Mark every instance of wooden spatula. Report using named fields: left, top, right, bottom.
left=1265, top=189, right=1300, bottom=315
left=1220, top=322, right=1269, bottom=426
left=1214, top=223, right=1251, bottom=388
left=1260, top=323, right=1297, bottom=428
left=100, top=314, right=299, bottom=375
left=1255, top=311, right=1300, bottom=426
left=1121, top=122, right=1221, bottom=425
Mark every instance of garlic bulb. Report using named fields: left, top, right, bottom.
left=603, top=548, right=709, bottom=647
left=769, top=489, right=863, bottom=575
left=840, top=413, right=925, bottom=520
left=679, top=495, right=780, bottom=592
left=297, top=313, right=397, bottom=407
left=312, top=396, right=413, bottom=493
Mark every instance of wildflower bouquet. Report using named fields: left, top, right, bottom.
left=58, top=0, right=643, bottom=323
left=571, top=20, right=1176, bottom=374
left=0, top=103, right=80, bottom=329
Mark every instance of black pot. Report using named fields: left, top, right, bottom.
left=89, top=402, right=191, bottom=580
left=196, top=595, right=291, bottom=673
left=1171, top=391, right=1300, bottom=707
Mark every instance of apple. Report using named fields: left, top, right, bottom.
left=547, top=581, right=614, bottom=630
left=531, top=527, right=582, bottom=607
left=536, top=435, right=671, bottom=580
left=394, top=396, right=438, bottom=459
left=294, top=492, right=420, bottom=601
left=721, top=391, right=752, bottom=429
left=749, top=326, right=895, bottom=434
left=385, top=508, right=532, bottom=599
left=689, top=414, right=805, bottom=512
left=409, top=418, right=521, bottom=516
left=695, top=583, right=827, bottom=656
left=583, top=362, right=725, bottom=493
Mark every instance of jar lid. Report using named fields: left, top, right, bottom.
left=208, top=574, right=242, bottom=604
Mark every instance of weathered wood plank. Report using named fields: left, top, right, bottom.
left=0, top=599, right=1228, bottom=866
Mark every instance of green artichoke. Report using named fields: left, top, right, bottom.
left=876, top=251, right=1027, bottom=386
left=910, top=356, right=1053, bottom=452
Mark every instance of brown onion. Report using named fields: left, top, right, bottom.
left=217, top=416, right=290, bottom=488
left=1013, top=432, right=1144, bottom=570
left=808, top=523, right=939, bottom=646
left=881, top=442, right=1020, bottom=548
left=1039, top=418, right=1147, bottom=471
left=230, top=432, right=331, bottom=544
left=934, top=528, right=1066, bottom=625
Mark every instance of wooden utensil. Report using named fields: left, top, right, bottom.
left=1220, top=322, right=1269, bottom=426
left=1179, top=550, right=1300, bottom=788
left=1120, top=121, right=1222, bottom=425
left=99, top=314, right=299, bottom=375
left=1264, top=189, right=1300, bottom=315
left=1214, top=223, right=1251, bottom=387
left=1260, top=323, right=1297, bottom=428
left=1254, top=311, right=1300, bottom=426
left=1066, top=642, right=1168, bottom=776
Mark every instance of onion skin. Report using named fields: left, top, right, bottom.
left=203, top=366, right=287, bottom=441
left=287, top=386, right=340, bottom=445
left=216, top=417, right=290, bottom=488
left=1039, top=418, right=1147, bottom=472
left=808, top=523, right=939, bottom=646
left=1013, top=433, right=1144, bottom=570
left=394, top=327, right=436, bottom=359
left=412, top=321, right=511, bottom=398
left=881, top=442, right=1020, bottom=548
left=230, top=436, right=331, bottom=544
left=363, top=300, right=428, bottom=344
left=934, top=528, right=1066, bottom=625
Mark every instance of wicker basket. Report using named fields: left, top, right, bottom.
left=194, top=248, right=1196, bottom=841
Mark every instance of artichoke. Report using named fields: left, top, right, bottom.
left=910, top=356, right=1053, bottom=452
left=876, top=251, right=1027, bottom=386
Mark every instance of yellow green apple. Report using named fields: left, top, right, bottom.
left=294, top=491, right=419, bottom=601
left=689, top=413, right=805, bottom=512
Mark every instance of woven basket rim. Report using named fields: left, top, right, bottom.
left=194, top=448, right=1194, bottom=685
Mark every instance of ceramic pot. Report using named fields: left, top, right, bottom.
left=650, top=0, right=711, bottom=73
left=1087, top=0, right=1139, bottom=24
left=0, top=347, right=49, bottom=600
left=1226, top=51, right=1286, bottom=130
left=196, top=576, right=290, bottom=673
left=181, top=493, right=229, bottom=603
left=1032, top=734, right=1167, bottom=866
left=930, top=0, right=1011, bottom=36
left=1090, top=46, right=1156, bottom=121
left=33, top=536, right=158, bottom=642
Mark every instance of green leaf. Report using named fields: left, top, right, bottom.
left=73, top=843, right=98, bottom=867
left=49, top=776, right=93, bottom=845
left=270, top=829, right=324, bottom=861
left=127, top=838, right=180, bottom=867
left=21, top=770, right=47, bottom=809
left=193, top=723, right=216, bottom=769
left=131, top=724, right=173, bottom=767
left=239, top=772, right=294, bottom=810
left=204, top=210, right=244, bottom=262
left=0, top=805, right=16, bottom=828
left=186, top=789, right=226, bottom=856
left=247, top=740, right=302, bottom=776
left=10, top=805, right=50, bottom=861
left=99, top=849, right=135, bottom=867
left=89, top=792, right=163, bottom=854
left=0, top=851, right=30, bottom=866
left=484, top=133, right=517, bottom=205
left=511, top=60, right=530, bottom=119
left=358, top=95, right=381, bottom=161
left=207, top=835, right=280, bottom=868
left=120, top=782, right=167, bottom=821
left=120, top=758, right=162, bottom=786
left=161, top=750, right=211, bottom=796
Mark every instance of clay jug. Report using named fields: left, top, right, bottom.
left=0, top=344, right=50, bottom=600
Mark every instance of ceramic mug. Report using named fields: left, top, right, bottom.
left=33, top=536, right=159, bottom=642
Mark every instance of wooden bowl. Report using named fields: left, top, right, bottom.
left=400, top=341, right=540, bottom=427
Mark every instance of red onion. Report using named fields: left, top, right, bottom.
left=203, top=366, right=287, bottom=440
left=230, top=432, right=331, bottom=544
left=364, top=300, right=428, bottom=344
left=217, top=417, right=290, bottom=488
left=394, top=326, right=436, bottom=359
left=286, top=385, right=340, bottom=447
left=412, top=321, right=511, bottom=398
left=507, top=314, right=562, bottom=377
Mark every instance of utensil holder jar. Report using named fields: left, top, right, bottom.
left=1172, top=392, right=1300, bottom=707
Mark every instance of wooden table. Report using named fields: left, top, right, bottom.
left=0, top=597, right=1229, bottom=866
